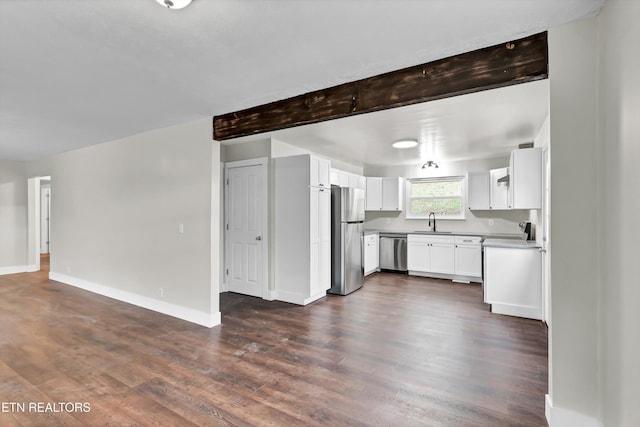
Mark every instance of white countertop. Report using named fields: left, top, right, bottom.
left=364, top=229, right=524, bottom=240
left=482, top=238, right=542, bottom=249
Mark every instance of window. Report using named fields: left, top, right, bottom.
left=406, top=176, right=465, bottom=219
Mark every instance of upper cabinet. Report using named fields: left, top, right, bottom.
left=310, top=156, right=330, bottom=188
left=490, top=167, right=510, bottom=210
left=509, top=148, right=542, bottom=209
left=467, top=171, right=490, bottom=210
left=366, top=177, right=404, bottom=211
left=468, top=147, right=542, bottom=211
left=329, top=167, right=366, bottom=190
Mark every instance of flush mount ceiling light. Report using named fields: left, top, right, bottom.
left=156, top=0, right=192, bottom=9
left=392, top=139, right=418, bottom=149
left=421, top=161, right=439, bottom=169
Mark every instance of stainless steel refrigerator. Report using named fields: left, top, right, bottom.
left=329, top=186, right=365, bottom=295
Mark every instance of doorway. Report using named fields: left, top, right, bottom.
left=27, top=176, right=51, bottom=272
left=224, top=158, right=268, bottom=298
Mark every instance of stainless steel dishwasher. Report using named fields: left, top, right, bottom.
left=379, top=233, right=407, bottom=272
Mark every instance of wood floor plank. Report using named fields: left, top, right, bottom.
left=0, top=262, right=548, bottom=426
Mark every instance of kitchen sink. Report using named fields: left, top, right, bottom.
left=411, top=231, right=452, bottom=234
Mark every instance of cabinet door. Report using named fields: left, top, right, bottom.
left=320, top=240, right=331, bottom=291
left=364, top=234, right=379, bottom=274
left=358, top=176, right=367, bottom=190
left=510, top=148, right=542, bottom=209
left=381, top=177, right=403, bottom=211
left=310, top=187, right=320, bottom=244
left=319, top=188, right=331, bottom=242
left=429, top=243, right=455, bottom=274
left=468, top=171, right=490, bottom=210
left=309, top=241, right=321, bottom=296
left=310, top=157, right=330, bottom=188
left=318, top=158, right=330, bottom=188
left=348, top=173, right=360, bottom=189
left=455, top=244, right=482, bottom=277
left=330, top=168, right=340, bottom=186
left=365, top=177, right=382, bottom=211
left=339, top=171, right=350, bottom=188
left=407, top=242, right=430, bottom=272
left=489, top=167, right=509, bottom=210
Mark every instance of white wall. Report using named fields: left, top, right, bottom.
left=0, top=159, right=28, bottom=272
left=28, top=118, right=221, bottom=327
left=548, top=17, right=599, bottom=425
left=596, top=0, right=640, bottom=425
left=364, top=158, right=534, bottom=235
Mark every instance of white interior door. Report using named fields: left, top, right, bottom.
left=40, top=186, right=51, bottom=254
left=225, top=163, right=265, bottom=298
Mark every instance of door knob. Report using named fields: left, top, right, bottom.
left=256, top=236, right=262, bottom=241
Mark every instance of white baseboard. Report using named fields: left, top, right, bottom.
left=0, top=265, right=34, bottom=275
left=49, top=272, right=221, bottom=328
left=275, top=289, right=326, bottom=306
left=545, top=394, right=603, bottom=427
left=491, top=302, right=542, bottom=320
left=263, top=289, right=277, bottom=301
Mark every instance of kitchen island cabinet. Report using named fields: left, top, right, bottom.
left=483, top=239, right=542, bottom=320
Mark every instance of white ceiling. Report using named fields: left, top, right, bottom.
left=0, top=0, right=603, bottom=162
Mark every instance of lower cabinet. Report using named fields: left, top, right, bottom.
left=454, top=236, right=482, bottom=279
left=407, top=235, right=455, bottom=274
left=484, top=245, right=542, bottom=320
left=408, top=234, right=482, bottom=283
left=364, top=233, right=379, bottom=276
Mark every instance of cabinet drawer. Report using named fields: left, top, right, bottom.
left=408, top=234, right=430, bottom=244
left=454, top=236, right=482, bottom=245
left=365, top=234, right=378, bottom=244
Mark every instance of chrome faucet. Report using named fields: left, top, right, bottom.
left=428, top=212, right=436, bottom=232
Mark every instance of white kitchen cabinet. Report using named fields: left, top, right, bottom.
left=365, top=177, right=382, bottom=211
left=509, top=147, right=543, bottom=209
left=484, top=242, right=542, bottom=320
left=428, top=238, right=455, bottom=274
left=407, top=234, right=430, bottom=272
left=364, top=233, right=379, bottom=276
left=310, top=156, right=330, bottom=189
left=330, top=168, right=340, bottom=186
left=454, top=236, right=482, bottom=279
left=407, top=234, right=454, bottom=275
left=467, top=171, right=491, bottom=210
left=489, top=167, right=510, bottom=210
left=357, top=176, right=366, bottom=190
left=331, top=168, right=366, bottom=190
left=366, top=177, right=404, bottom=211
left=348, top=173, right=361, bottom=190
left=275, top=154, right=331, bottom=305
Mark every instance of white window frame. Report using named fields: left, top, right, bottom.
left=405, top=176, right=466, bottom=220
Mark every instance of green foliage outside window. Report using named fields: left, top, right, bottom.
left=407, top=177, right=465, bottom=219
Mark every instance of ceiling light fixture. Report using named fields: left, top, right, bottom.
left=392, top=139, right=418, bottom=149
left=421, top=161, right=439, bottom=169
left=156, top=0, right=192, bottom=9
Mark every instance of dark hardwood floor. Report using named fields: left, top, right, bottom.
left=0, top=269, right=547, bottom=426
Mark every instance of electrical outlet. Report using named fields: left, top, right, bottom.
left=386, top=218, right=391, bottom=224
left=159, top=288, right=164, bottom=298
left=178, top=223, right=184, bottom=234
left=488, top=219, right=495, bottom=227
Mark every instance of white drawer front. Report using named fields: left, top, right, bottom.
left=455, top=235, right=482, bottom=245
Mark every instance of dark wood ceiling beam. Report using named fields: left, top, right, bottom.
left=213, top=32, right=548, bottom=141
